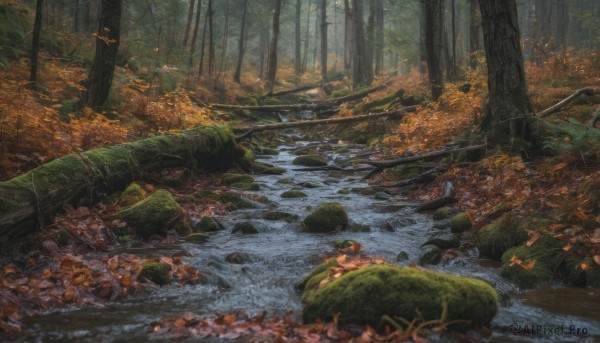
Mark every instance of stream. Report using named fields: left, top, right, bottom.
left=8, top=141, right=600, bottom=343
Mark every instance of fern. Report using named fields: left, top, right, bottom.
left=543, top=118, right=600, bottom=166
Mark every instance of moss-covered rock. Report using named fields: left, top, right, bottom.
left=433, top=207, right=455, bottom=221
left=474, top=215, right=528, bottom=260
left=303, top=203, right=348, bottom=233
left=263, top=211, right=298, bottom=222
left=422, top=232, right=460, bottom=250
left=115, top=190, right=191, bottom=239
left=500, top=234, right=564, bottom=289
left=232, top=222, right=259, bottom=234
left=253, top=161, right=286, bottom=175
left=183, top=232, right=210, bottom=243
left=293, top=155, right=327, bottom=167
left=222, top=173, right=254, bottom=185
left=230, top=182, right=260, bottom=191
left=337, top=188, right=350, bottom=195
left=433, top=219, right=452, bottom=229
left=140, top=261, right=170, bottom=285
left=300, top=181, right=321, bottom=188
left=565, top=256, right=600, bottom=287
left=292, top=147, right=315, bottom=156
left=334, top=240, right=358, bottom=250
left=254, top=146, right=279, bottom=155
left=450, top=213, right=472, bottom=233
left=276, top=178, right=295, bottom=185
left=281, top=190, right=308, bottom=198
left=419, top=245, right=441, bottom=265
left=118, top=182, right=146, bottom=207
left=301, top=265, right=498, bottom=330
left=237, top=147, right=255, bottom=171
left=194, top=216, right=225, bottom=232
left=396, top=251, right=410, bottom=262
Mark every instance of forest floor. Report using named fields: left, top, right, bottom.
left=1, top=50, right=600, bottom=340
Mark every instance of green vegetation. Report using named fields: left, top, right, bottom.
left=302, top=203, right=348, bottom=233
left=140, top=261, right=170, bottom=285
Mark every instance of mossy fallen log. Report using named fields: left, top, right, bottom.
left=0, top=126, right=241, bottom=244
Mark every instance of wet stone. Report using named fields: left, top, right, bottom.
left=232, top=222, right=260, bottom=235
left=419, top=245, right=441, bottom=265
left=422, top=232, right=460, bottom=250
left=225, top=252, right=251, bottom=264
left=432, top=219, right=452, bottom=229
left=396, top=251, right=410, bottom=262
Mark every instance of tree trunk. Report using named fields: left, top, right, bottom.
left=29, top=0, right=44, bottom=90
left=188, top=0, right=202, bottom=70
left=367, top=0, right=375, bottom=72
left=0, top=126, right=241, bottom=244
left=85, top=0, right=122, bottom=109
left=295, top=0, right=302, bottom=75
left=233, top=0, right=248, bottom=83
left=207, top=0, right=215, bottom=76
left=469, top=0, right=481, bottom=65
left=182, top=0, right=196, bottom=48
left=423, top=0, right=444, bottom=100
left=267, top=0, right=282, bottom=95
left=218, top=0, right=230, bottom=75
left=72, top=0, right=80, bottom=33
left=320, top=0, right=328, bottom=80
left=374, top=0, right=384, bottom=75
left=198, top=4, right=209, bottom=77
left=302, top=0, right=312, bottom=74
left=478, top=0, right=534, bottom=144
left=344, top=0, right=353, bottom=71
left=351, top=0, right=372, bottom=88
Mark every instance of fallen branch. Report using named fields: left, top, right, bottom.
left=293, top=165, right=373, bottom=172
left=364, top=144, right=487, bottom=169
left=212, top=84, right=388, bottom=112
left=587, top=106, right=600, bottom=129
left=383, top=165, right=449, bottom=188
left=269, top=82, right=327, bottom=97
left=538, top=87, right=600, bottom=117
left=417, top=182, right=456, bottom=212
left=235, top=106, right=417, bottom=139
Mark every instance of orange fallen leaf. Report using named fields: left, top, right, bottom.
left=594, top=255, right=600, bottom=267
left=526, top=230, right=540, bottom=247
left=580, top=263, right=590, bottom=271
left=562, top=243, right=573, bottom=252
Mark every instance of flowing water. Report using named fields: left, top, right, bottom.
left=8, top=142, right=600, bottom=342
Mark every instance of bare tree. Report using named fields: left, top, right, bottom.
left=295, top=0, right=302, bottom=75
left=233, top=0, right=248, bottom=83
left=422, top=0, right=443, bottom=100
left=188, top=0, right=202, bottom=69
left=182, top=0, right=196, bottom=47
left=351, top=0, right=372, bottom=88
left=267, top=0, right=282, bottom=94
left=320, top=0, right=328, bottom=80
left=29, top=0, right=44, bottom=90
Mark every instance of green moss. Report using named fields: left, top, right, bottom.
left=232, top=222, right=259, bottom=234
left=500, top=234, right=565, bottom=289
left=334, top=147, right=351, bottom=154
left=263, top=211, right=298, bottom=222
left=253, top=162, right=286, bottom=175
left=350, top=223, right=371, bottom=232
left=292, top=147, right=316, bottom=156
left=450, top=213, right=472, bottom=233
left=422, top=232, right=460, bottom=250
left=564, top=256, right=600, bottom=288
left=194, top=217, right=224, bottom=232
left=254, top=146, right=279, bottom=155
left=396, top=251, right=410, bottom=262
left=184, top=232, right=210, bottom=243
left=303, top=203, right=348, bottom=233
left=334, top=240, right=357, bottom=250
left=293, top=154, right=327, bottom=167
left=238, top=147, right=255, bottom=171
left=296, top=259, right=339, bottom=291
left=300, top=181, right=321, bottom=188
left=222, top=173, right=254, bottom=185
left=302, top=265, right=498, bottom=330
left=474, top=215, right=528, bottom=260
left=276, top=178, right=294, bottom=185
left=331, top=89, right=352, bottom=98
left=419, top=245, right=442, bottom=265
left=115, top=189, right=191, bottom=239
left=231, top=182, right=260, bottom=191
left=337, top=188, right=350, bottom=195
left=140, top=261, right=170, bottom=285
left=384, top=164, right=422, bottom=181
left=281, top=190, right=307, bottom=198
left=186, top=190, right=256, bottom=210
left=433, top=207, right=454, bottom=221
left=118, top=182, right=146, bottom=207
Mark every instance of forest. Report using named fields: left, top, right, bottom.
left=0, top=0, right=599, bottom=341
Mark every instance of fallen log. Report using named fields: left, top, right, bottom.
left=538, top=87, right=600, bottom=117
left=234, top=105, right=418, bottom=139
left=212, top=84, right=388, bottom=112
left=269, top=82, right=327, bottom=97
left=384, top=165, right=449, bottom=188
left=0, top=126, right=241, bottom=244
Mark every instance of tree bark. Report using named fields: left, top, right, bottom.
left=72, top=0, right=80, bottom=33
left=478, top=0, right=534, bottom=143
left=469, top=0, right=481, bottom=66
left=351, top=0, right=372, bottom=88
left=198, top=3, right=209, bottom=76
left=233, top=0, right=248, bottom=83
left=423, top=0, right=444, bottom=100
left=85, top=0, right=122, bottom=109
left=374, top=0, right=384, bottom=75
left=295, top=0, right=302, bottom=75
left=267, top=0, right=282, bottom=95
left=0, top=126, right=241, bottom=244
left=29, top=0, right=44, bottom=90
left=218, top=0, right=230, bottom=75
left=188, top=0, right=202, bottom=69
left=182, top=0, right=196, bottom=48
left=320, top=0, right=328, bottom=80
left=344, top=0, right=353, bottom=72
left=207, top=0, right=215, bottom=76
